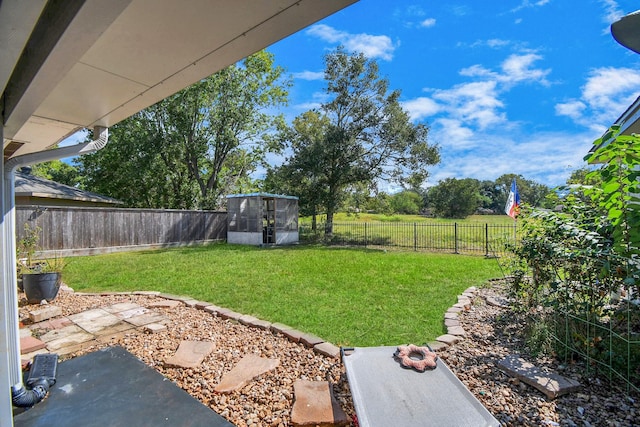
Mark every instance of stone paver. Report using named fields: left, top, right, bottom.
left=447, top=306, right=463, bottom=314
left=436, top=334, right=462, bottom=345
left=29, top=306, right=62, bottom=322
left=444, top=312, right=459, bottom=320
left=444, top=318, right=460, bottom=327
left=147, top=300, right=182, bottom=309
left=195, top=301, right=212, bottom=310
left=103, top=302, right=142, bottom=314
left=270, top=323, right=293, bottom=334
left=290, top=380, right=349, bottom=427
left=203, top=305, right=223, bottom=315
left=214, top=354, right=280, bottom=394
left=282, top=329, right=305, bottom=343
left=21, top=336, right=47, bottom=354
left=124, top=312, right=169, bottom=327
left=498, top=355, right=581, bottom=399
left=164, top=340, right=216, bottom=369
left=31, top=317, right=73, bottom=330
left=39, top=324, right=86, bottom=343
left=144, top=323, right=167, bottom=333
left=69, top=309, right=122, bottom=334
left=427, top=341, right=449, bottom=351
left=45, top=330, right=95, bottom=351
left=238, top=314, right=259, bottom=326
left=114, top=307, right=149, bottom=319
left=158, top=293, right=193, bottom=302
left=486, top=296, right=510, bottom=309
left=314, top=342, right=340, bottom=359
left=300, top=333, right=324, bottom=348
left=219, top=310, right=243, bottom=321
left=447, top=325, right=466, bottom=337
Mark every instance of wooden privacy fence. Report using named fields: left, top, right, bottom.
left=299, top=221, right=516, bottom=256
left=16, top=206, right=227, bottom=257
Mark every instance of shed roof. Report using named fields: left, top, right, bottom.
left=227, top=192, right=299, bottom=200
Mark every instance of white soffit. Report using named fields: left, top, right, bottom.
left=3, top=0, right=357, bottom=158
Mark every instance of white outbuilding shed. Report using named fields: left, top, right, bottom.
left=226, top=193, right=299, bottom=245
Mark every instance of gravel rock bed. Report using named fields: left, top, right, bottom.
left=20, top=290, right=355, bottom=427
left=19, top=282, right=639, bottom=426
left=438, top=282, right=640, bottom=427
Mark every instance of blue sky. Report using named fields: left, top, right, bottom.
left=265, top=0, right=640, bottom=190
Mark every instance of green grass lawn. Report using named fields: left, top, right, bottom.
left=63, top=243, right=502, bottom=347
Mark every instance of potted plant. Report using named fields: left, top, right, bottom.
left=17, top=223, right=65, bottom=304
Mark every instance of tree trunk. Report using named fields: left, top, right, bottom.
left=325, top=210, right=334, bottom=238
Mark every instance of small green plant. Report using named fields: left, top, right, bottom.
left=17, top=223, right=40, bottom=268
left=16, top=222, right=65, bottom=275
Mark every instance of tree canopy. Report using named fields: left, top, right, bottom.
left=77, top=50, right=289, bottom=209
left=265, top=47, right=440, bottom=232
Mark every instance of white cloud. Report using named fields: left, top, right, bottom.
left=292, top=70, right=324, bottom=81
left=599, top=0, right=625, bottom=25
left=510, top=0, right=551, bottom=13
left=555, top=101, right=586, bottom=120
left=402, top=97, right=440, bottom=121
left=432, top=81, right=506, bottom=129
left=306, top=24, right=397, bottom=61
left=420, top=18, right=436, bottom=28
left=498, top=53, right=551, bottom=87
left=427, top=130, right=592, bottom=187
left=556, top=67, right=640, bottom=129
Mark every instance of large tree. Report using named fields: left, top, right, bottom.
left=271, top=47, right=439, bottom=233
left=78, top=50, right=289, bottom=209
left=427, top=178, right=482, bottom=218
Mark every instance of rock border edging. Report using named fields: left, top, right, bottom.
left=74, top=289, right=343, bottom=359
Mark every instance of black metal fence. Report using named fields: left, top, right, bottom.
left=300, top=222, right=516, bottom=256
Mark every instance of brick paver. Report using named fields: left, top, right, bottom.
left=290, top=380, right=349, bottom=427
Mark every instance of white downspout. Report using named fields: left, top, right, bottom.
left=1, top=126, right=107, bottom=425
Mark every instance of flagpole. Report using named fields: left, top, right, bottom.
left=505, top=178, right=520, bottom=248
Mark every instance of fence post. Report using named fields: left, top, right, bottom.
left=414, top=223, right=417, bottom=251
left=364, top=222, right=367, bottom=248
left=454, top=222, right=459, bottom=254
left=485, top=223, right=489, bottom=256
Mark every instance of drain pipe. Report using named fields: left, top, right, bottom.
left=3, top=126, right=108, bottom=408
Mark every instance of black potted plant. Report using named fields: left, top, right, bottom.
left=17, top=223, right=65, bottom=304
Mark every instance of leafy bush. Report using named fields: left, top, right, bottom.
left=507, top=126, right=640, bottom=391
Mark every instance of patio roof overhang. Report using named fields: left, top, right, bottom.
left=2, top=0, right=356, bottom=159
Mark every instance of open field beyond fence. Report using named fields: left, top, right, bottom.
left=300, top=221, right=517, bottom=257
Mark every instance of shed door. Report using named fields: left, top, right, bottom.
left=263, top=198, right=276, bottom=244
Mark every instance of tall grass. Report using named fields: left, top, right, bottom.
left=63, top=243, right=502, bottom=347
